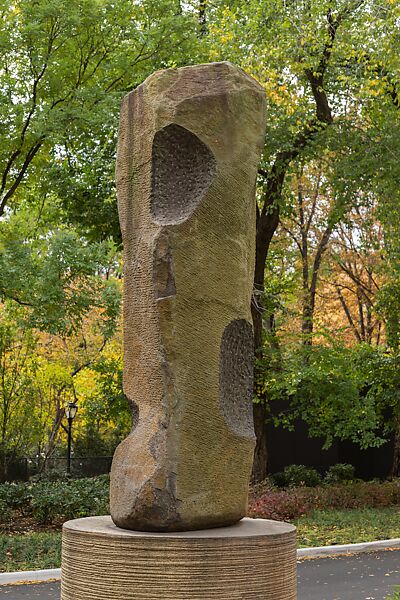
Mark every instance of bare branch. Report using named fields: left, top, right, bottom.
left=336, top=285, right=362, bottom=342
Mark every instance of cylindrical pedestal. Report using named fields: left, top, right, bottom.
left=62, top=516, right=296, bottom=599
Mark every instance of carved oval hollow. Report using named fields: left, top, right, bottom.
left=219, top=319, right=255, bottom=439
left=150, top=124, right=216, bottom=226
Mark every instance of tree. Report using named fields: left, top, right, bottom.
left=0, top=0, right=197, bottom=220
left=329, top=203, right=384, bottom=345
left=0, top=319, right=37, bottom=466
left=0, top=299, right=125, bottom=467
left=0, top=0, right=202, bottom=336
left=73, top=340, right=130, bottom=458
left=205, top=0, right=400, bottom=479
left=0, top=0, right=206, bottom=467
left=280, top=162, right=353, bottom=344
left=0, top=204, right=121, bottom=336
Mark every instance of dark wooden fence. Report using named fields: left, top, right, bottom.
left=266, top=419, right=394, bottom=479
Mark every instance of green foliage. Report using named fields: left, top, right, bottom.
left=30, top=468, right=68, bottom=483
left=272, top=465, right=322, bottom=488
left=72, top=426, right=123, bottom=457
left=0, top=475, right=109, bottom=526
left=73, top=343, right=131, bottom=456
left=325, top=463, right=355, bottom=484
left=49, top=133, right=121, bottom=243
left=0, top=482, right=32, bottom=515
left=206, top=0, right=399, bottom=157
left=0, top=322, right=39, bottom=459
left=0, top=0, right=198, bottom=216
left=0, top=0, right=199, bottom=328
left=78, top=351, right=128, bottom=429
left=0, top=498, right=11, bottom=523
left=0, top=212, right=121, bottom=335
left=376, top=278, right=400, bottom=350
left=1, top=0, right=400, bottom=473
left=29, top=476, right=109, bottom=524
left=0, top=301, right=127, bottom=464
left=387, top=588, right=400, bottom=600
left=260, top=342, right=400, bottom=450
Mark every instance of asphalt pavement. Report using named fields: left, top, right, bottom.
left=0, top=550, right=399, bottom=599
left=0, top=582, right=59, bottom=598
left=298, top=550, right=400, bottom=599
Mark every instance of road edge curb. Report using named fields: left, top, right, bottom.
left=0, top=568, right=61, bottom=585
left=297, top=538, right=400, bottom=559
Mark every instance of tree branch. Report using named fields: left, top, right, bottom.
left=336, top=285, right=362, bottom=342
left=0, top=140, right=43, bottom=216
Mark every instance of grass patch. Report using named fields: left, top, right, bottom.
left=0, top=532, right=61, bottom=572
left=1, top=506, right=399, bottom=571
left=295, top=506, right=400, bottom=547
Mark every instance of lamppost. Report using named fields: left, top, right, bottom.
left=65, top=401, right=78, bottom=475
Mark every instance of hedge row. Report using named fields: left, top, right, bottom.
left=249, top=479, right=400, bottom=521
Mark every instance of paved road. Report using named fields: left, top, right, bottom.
left=0, top=551, right=399, bottom=599
left=0, top=582, right=59, bottom=598
left=299, top=550, right=400, bottom=599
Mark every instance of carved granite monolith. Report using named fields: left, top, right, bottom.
left=110, top=61, right=266, bottom=532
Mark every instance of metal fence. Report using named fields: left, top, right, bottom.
left=45, top=456, right=113, bottom=478
left=0, top=458, right=29, bottom=483
left=0, top=456, right=113, bottom=483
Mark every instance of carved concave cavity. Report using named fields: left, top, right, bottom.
left=150, top=124, right=216, bottom=225
left=219, top=319, right=255, bottom=439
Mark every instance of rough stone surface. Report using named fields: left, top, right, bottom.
left=151, top=123, right=216, bottom=225
left=219, top=319, right=254, bottom=438
left=110, top=61, right=266, bottom=532
left=62, top=516, right=297, bottom=600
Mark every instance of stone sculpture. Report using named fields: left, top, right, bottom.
left=110, top=61, right=266, bottom=532
left=62, top=62, right=297, bottom=600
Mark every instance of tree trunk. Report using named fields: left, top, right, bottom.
left=391, top=416, right=400, bottom=478
left=251, top=203, right=280, bottom=482
left=252, top=402, right=269, bottom=482
left=198, top=0, right=207, bottom=36
left=302, top=294, right=314, bottom=343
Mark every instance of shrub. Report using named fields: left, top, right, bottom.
left=319, top=480, right=400, bottom=510
left=250, top=477, right=277, bottom=497
left=0, top=482, right=32, bottom=514
left=272, top=465, right=322, bottom=488
left=0, top=475, right=109, bottom=526
left=30, top=468, right=69, bottom=483
left=387, top=587, right=400, bottom=600
left=325, top=464, right=355, bottom=484
left=248, top=489, right=311, bottom=521
left=0, top=497, right=11, bottom=524
left=249, top=479, right=400, bottom=521
left=29, top=475, right=109, bottom=524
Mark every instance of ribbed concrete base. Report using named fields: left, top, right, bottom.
left=62, top=516, right=297, bottom=599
